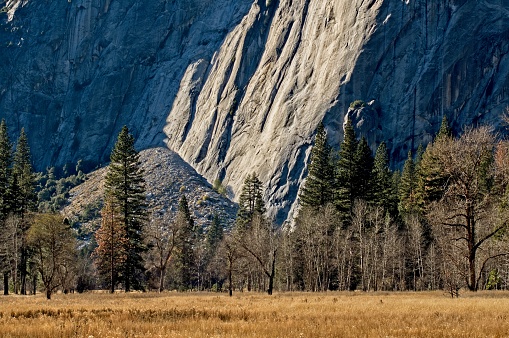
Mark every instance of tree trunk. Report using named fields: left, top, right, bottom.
left=46, top=288, right=51, bottom=300
left=468, top=251, right=477, bottom=291
left=267, top=249, right=277, bottom=295
left=228, top=264, right=233, bottom=297
left=32, top=274, right=36, bottom=295
left=20, top=245, right=27, bottom=295
left=159, top=267, right=166, bottom=293
left=3, top=272, right=8, bottom=295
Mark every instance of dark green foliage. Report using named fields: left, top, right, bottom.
left=335, top=118, right=359, bottom=220
left=36, top=166, right=85, bottom=212
left=349, top=100, right=366, bottom=109
left=12, top=128, right=36, bottom=217
left=398, top=151, right=417, bottom=215
left=206, top=213, right=224, bottom=253
left=437, top=116, right=452, bottom=140
left=175, top=195, right=197, bottom=290
left=237, top=173, right=265, bottom=227
left=353, top=137, right=374, bottom=201
left=299, top=123, right=335, bottom=209
left=0, top=120, right=12, bottom=220
left=416, top=118, right=453, bottom=207
left=11, top=128, right=36, bottom=295
left=213, top=179, right=227, bottom=196
left=371, top=142, right=395, bottom=213
left=414, top=116, right=453, bottom=206
left=104, top=126, right=147, bottom=292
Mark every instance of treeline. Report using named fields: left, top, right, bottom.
left=282, top=117, right=509, bottom=294
left=2, top=116, right=509, bottom=298
left=0, top=120, right=86, bottom=298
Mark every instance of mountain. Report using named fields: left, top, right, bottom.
left=2, top=0, right=509, bottom=223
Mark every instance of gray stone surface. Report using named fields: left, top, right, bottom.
left=64, top=147, right=238, bottom=230
left=2, top=0, right=509, bottom=223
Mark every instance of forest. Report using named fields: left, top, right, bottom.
left=1, top=115, right=509, bottom=299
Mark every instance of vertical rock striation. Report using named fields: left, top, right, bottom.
left=2, top=0, right=509, bottom=222
left=166, top=0, right=509, bottom=223
left=0, top=0, right=252, bottom=168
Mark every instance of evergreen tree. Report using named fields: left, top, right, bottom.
left=299, top=123, right=335, bottom=209
left=93, top=201, right=128, bottom=293
left=206, top=213, right=224, bottom=253
left=104, top=126, right=147, bottom=292
left=0, top=120, right=11, bottom=295
left=237, top=173, right=265, bottom=227
left=11, top=128, right=36, bottom=295
left=335, top=117, right=359, bottom=220
left=437, top=115, right=452, bottom=140
left=354, top=137, right=374, bottom=201
left=12, top=128, right=36, bottom=217
left=371, top=142, right=393, bottom=212
left=0, top=120, right=12, bottom=220
left=416, top=117, right=453, bottom=207
left=398, top=150, right=417, bottom=215
left=175, top=195, right=196, bottom=290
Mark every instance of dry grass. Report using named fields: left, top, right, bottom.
left=1, top=291, right=509, bottom=337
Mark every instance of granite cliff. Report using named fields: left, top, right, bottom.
left=2, top=0, right=509, bottom=222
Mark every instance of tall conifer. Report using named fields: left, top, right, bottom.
left=354, top=137, right=374, bottom=201
left=299, top=123, right=335, bottom=209
left=104, top=126, right=147, bottom=292
left=175, top=195, right=196, bottom=290
left=94, top=201, right=128, bottom=293
left=237, top=173, right=265, bottom=227
left=398, top=150, right=417, bottom=215
left=12, top=128, right=36, bottom=295
left=0, top=120, right=12, bottom=220
left=335, top=118, right=359, bottom=220
left=371, top=142, right=394, bottom=213
left=0, top=120, right=12, bottom=295
left=416, top=117, right=453, bottom=206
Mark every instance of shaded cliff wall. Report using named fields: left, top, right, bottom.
left=0, top=0, right=252, bottom=168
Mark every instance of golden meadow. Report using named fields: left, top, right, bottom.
left=1, top=291, right=509, bottom=337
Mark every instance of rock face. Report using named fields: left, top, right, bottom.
left=63, top=147, right=238, bottom=230
left=0, top=0, right=253, bottom=168
left=2, top=0, right=509, bottom=223
left=165, top=0, right=509, bottom=222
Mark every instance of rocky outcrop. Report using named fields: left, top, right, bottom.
left=63, top=147, right=238, bottom=231
left=2, top=0, right=509, bottom=223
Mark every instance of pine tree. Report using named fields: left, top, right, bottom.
left=0, top=120, right=12, bottom=295
left=175, top=195, right=196, bottom=290
left=398, top=150, right=417, bottom=215
left=206, top=213, right=224, bottom=253
left=299, top=123, right=335, bottom=209
left=104, top=126, right=147, bottom=292
left=93, top=201, right=128, bottom=293
left=371, top=142, right=393, bottom=213
left=437, top=115, right=452, bottom=140
left=354, top=137, right=374, bottom=201
left=12, top=128, right=36, bottom=217
left=416, top=117, right=452, bottom=206
left=0, top=120, right=12, bottom=220
left=237, top=173, right=265, bottom=227
left=335, top=117, right=359, bottom=220
left=11, top=128, right=36, bottom=295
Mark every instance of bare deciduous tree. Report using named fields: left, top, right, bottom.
left=423, top=127, right=509, bottom=291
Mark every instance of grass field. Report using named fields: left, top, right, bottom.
left=1, top=291, right=509, bottom=337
